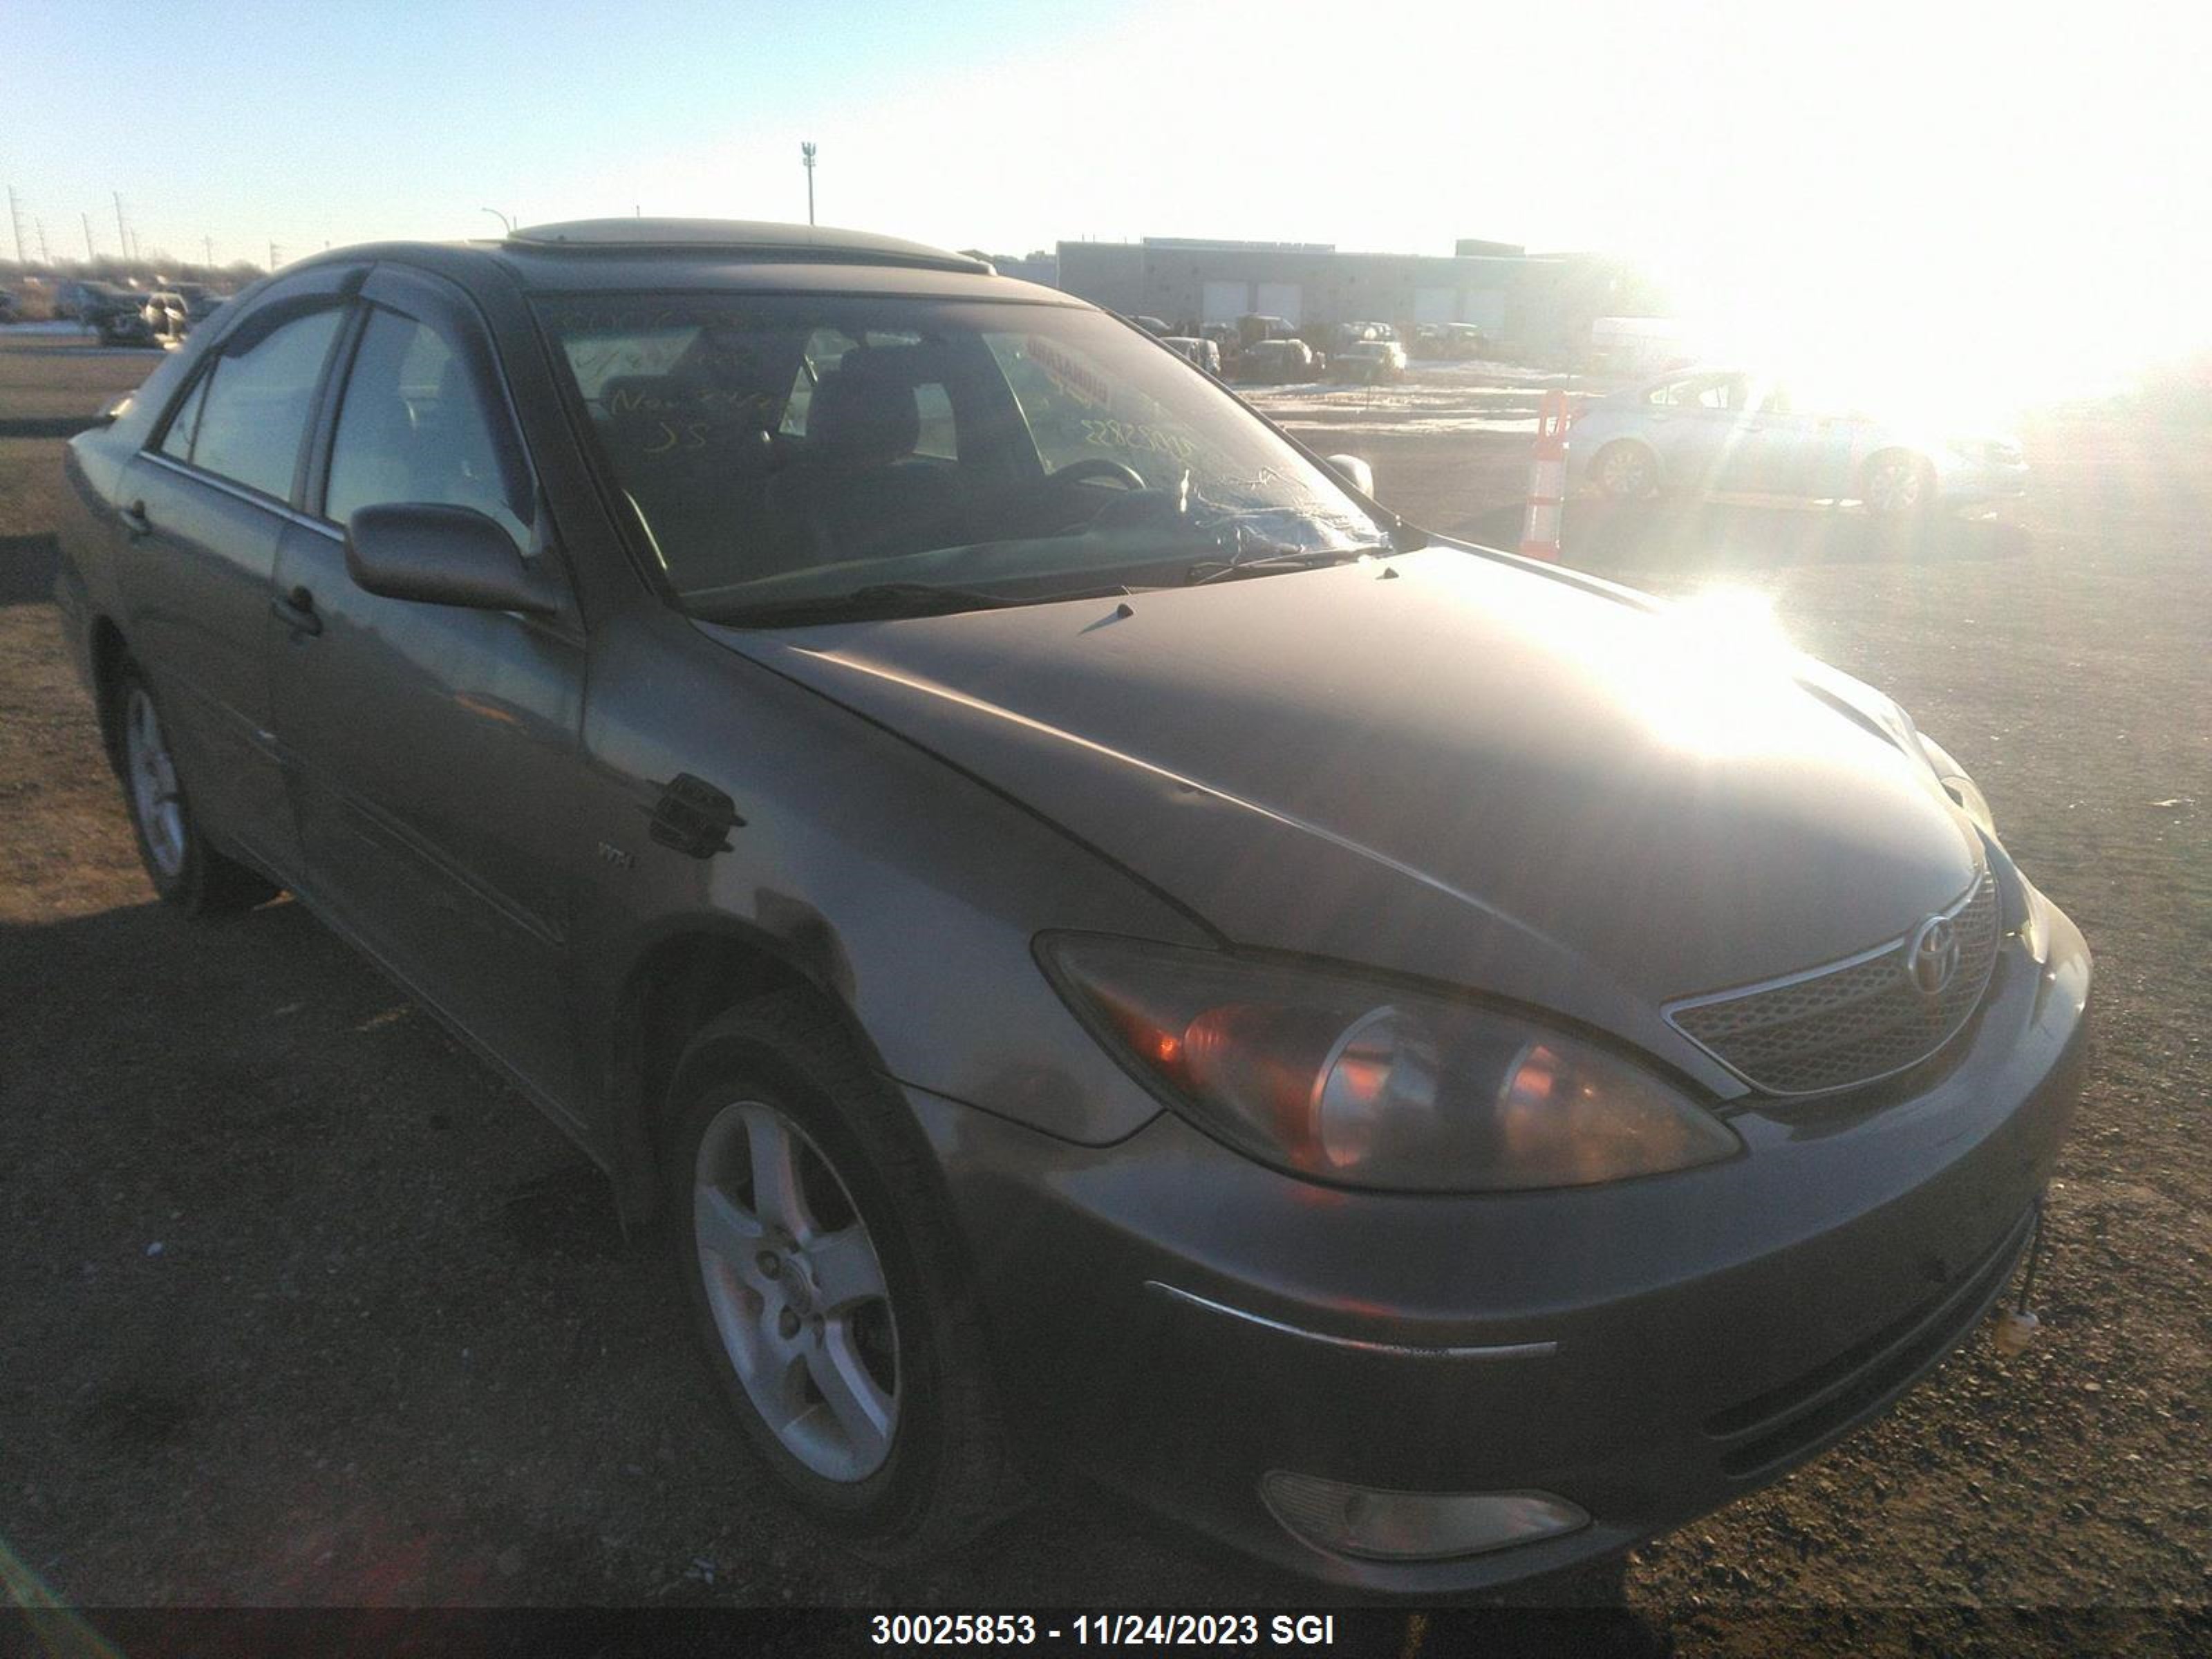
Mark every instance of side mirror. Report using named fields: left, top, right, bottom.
left=1324, top=453, right=1376, bottom=498
left=344, top=503, right=559, bottom=616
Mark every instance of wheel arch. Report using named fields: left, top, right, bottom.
left=1859, top=444, right=1934, bottom=496
left=601, top=915, right=890, bottom=1230
left=88, top=614, right=131, bottom=774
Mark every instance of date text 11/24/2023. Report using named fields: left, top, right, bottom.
left=870, top=1614, right=1339, bottom=1647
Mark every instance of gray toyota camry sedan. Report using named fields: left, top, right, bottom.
left=55, top=219, right=2090, bottom=1592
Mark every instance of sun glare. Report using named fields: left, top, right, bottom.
left=1615, top=588, right=1815, bottom=758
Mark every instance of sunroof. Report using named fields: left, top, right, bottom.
left=504, top=218, right=991, bottom=274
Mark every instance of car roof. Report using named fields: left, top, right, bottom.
left=284, top=218, right=1080, bottom=306
left=506, top=217, right=988, bottom=271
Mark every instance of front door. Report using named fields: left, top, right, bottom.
left=270, top=267, right=588, bottom=1111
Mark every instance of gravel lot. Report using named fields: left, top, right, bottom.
left=3, top=336, right=2206, bottom=1648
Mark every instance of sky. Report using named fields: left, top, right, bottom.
left=6, top=0, right=2209, bottom=406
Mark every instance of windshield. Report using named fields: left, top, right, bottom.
left=534, top=294, right=1392, bottom=620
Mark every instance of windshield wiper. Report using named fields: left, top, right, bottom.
left=1186, top=545, right=1385, bottom=585
left=704, top=579, right=1125, bottom=628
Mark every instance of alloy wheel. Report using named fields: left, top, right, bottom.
left=1866, top=456, right=1926, bottom=514
left=693, top=1100, right=901, bottom=1482
left=122, top=684, right=187, bottom=881
left=1600, top=445, right=1654, bottom=498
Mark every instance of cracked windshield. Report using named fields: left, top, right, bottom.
left=540, top=296, right=1391, bottom=619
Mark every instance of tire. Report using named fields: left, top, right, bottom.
left=1862, top=449, right=1936, bottom=516
left=664, top=993, right=1018, bottom=1557
left=1593, top=440, right=1659, bottom=500
left=111, top=659, right=278, bottom=915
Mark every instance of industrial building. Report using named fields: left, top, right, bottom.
left=1053, top=236, right=1663, bottom=362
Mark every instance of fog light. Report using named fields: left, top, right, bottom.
left=1260, top=1471, right=1588, bottom=1562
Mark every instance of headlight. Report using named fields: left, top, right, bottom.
left=1918, top=733, right=1998, bottom=837
left=1040, top=935, right=1739, bottom=1192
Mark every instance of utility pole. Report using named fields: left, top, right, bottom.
left=268, top=241, right=281, bottom=271
left=801, top=142, right=816, bottom=226
left=112, top=191, right=128, bottom=263
left=37, top=218, right=52, bottom=266
left=82, top=212, right=95, bottom=261
left=6, top=187, right=24, bottom=265
left=204, top=236, right=214, bottom=268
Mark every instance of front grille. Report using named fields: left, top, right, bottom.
left=1669, top=872, right=1999, bottom=1095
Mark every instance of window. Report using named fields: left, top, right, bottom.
left=1649, top=375, right=1743, bottom=410
left=778, top=328, right=940, bottom=443
left=779, top=327, right=859, bottom=438
left=188, top=308, right=344, bottom=500
left=325, top=308, right=532, bottom=546
left=911, top=381, right=958, bottom=461
left=982, top=330, right=1177, bottom=476
left=536, top=294, right=1385, bottom=613
left=157, top=373, right=209, bottom=463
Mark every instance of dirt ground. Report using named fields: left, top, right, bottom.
left=2, top=336, right=2206, bottom=1649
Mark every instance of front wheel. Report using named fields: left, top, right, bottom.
left=666, top=994, right=1018, bottom=1556
left=1863, top=451, right=1936, bottom=516
left=112, top=660, right=277, bottom=914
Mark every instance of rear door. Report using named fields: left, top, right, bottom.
left=270, top=264, right=588, bottom=1109
left=1723, top=380, right=1802, bottom=493
left=115, top=268, right=360, bottom=879
left=1643, top=373, right=1747, bottom=493
left=1732, top=386, right=1862, bottom=499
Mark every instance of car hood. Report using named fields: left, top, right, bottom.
left=702, top=547, right=1981, bottom=1087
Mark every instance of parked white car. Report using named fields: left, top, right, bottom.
left=1570, top=370, right=2029, bottom=514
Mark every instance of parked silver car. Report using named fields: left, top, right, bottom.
left=1331, top=340, right=1409, bottom=384
left=1571, top=370, right=2030, bottom=514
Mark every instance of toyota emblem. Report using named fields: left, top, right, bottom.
left=1906, top=915, right=1962, bottom=997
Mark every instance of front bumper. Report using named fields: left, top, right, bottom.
left=903, top=901, right=2090, bottom=1591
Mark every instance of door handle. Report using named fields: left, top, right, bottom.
left=119, top=500, right=151, bottom=539
left=272, top=585, right=323, bottom=637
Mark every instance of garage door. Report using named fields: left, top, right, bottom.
left=1414, top=288, right=1456, bottom=326
left=1463, top=289, right=1508, bottom=331
left=1255, top=283, right=1302, bottom=325
left=1202, top=281, right=1250, bottom=324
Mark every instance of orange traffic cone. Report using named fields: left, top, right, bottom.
left=1519, top=390, right=1571, bottom=561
